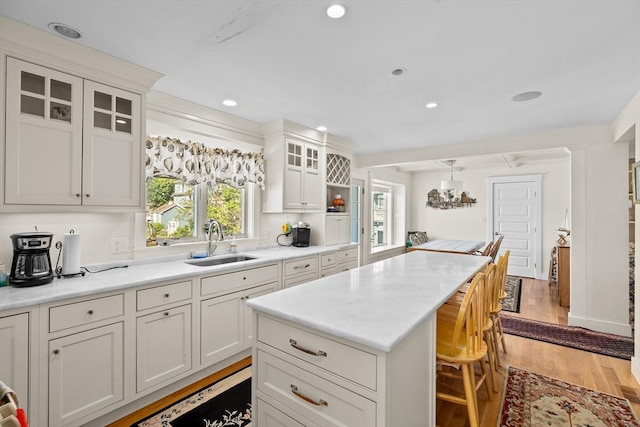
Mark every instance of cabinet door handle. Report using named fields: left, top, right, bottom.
left=52, top=349, right=60, bottom=356
left=289, top=339, right=327, bottom=357
left=75, top=193, right=81, bottom=198
left=85, top=194, right=90, bottom=198
left=163, top=312, right=169, bottom=317
left=294, top=264, right=310, bottom=270
left=240, top=296, right=245, bottom=301
left=87, top=310, right=94, bottom=316
left=290, top=385, right=328, bottom=407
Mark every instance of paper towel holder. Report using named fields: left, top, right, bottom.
left=54, top=229, right=86, bottom=279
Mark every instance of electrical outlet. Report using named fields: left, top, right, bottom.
left=261, top=229, right=271, bottom=239
left=111, top=237, right=129, bottom=254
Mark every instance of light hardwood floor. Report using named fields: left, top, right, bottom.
left=436, top=278, right=640, bottom=427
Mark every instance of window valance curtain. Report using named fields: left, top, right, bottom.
left=145, top=136, right=265, bottom=189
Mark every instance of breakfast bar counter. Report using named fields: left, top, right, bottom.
left=247, top=250, right=489, bottom=426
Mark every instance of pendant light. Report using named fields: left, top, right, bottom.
left=440, top=160, right=463, bottom=191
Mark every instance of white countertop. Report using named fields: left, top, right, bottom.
left=247, top=251, right=489, bottom=352
left=0, top=244, right=356, bottom=312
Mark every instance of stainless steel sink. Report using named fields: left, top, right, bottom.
left=185, top=255, right=257, bottom=267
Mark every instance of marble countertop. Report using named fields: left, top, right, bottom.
left=0, top=244, right=357, bottom=311
left=247, top=250, right=489, bottom=352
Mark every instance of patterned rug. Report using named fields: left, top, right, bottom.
left=133, top=366, right=251, bottom=427
left=499, top=366, right=640, bottom=426
left=501, top=314, right=634, bottom=360
left=502, top=276, right=523, bottom=313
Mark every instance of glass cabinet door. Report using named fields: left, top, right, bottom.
left=91, top=90, right=133, bottom=134
left=19, top=69, right=74, bottom=123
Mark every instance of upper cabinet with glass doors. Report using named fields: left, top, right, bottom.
left=262, top=120, right=325, bottom=213
left=4, top=57, right=141, bottom=208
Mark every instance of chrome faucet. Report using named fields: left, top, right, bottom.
left=206, top=219, right=224, bottom=256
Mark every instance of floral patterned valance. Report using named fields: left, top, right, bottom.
left=145, top=136, right=265, bottom=189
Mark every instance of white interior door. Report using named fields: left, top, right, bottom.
left=489, top=175, right=542, bottom=278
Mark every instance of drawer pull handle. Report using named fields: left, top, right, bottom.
left=289, top=339, right=327, bottom=357
left=164, top=293, right=170, bottom=298
left=290, top=385, right=328, bottom=407
left=87, top=310, right=94, bottom=316
left=294, top=264, right=310, bottom=270
left=164, top=312, right=169, bottom=317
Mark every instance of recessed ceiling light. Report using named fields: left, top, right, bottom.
left=511, top=91, right=543, bottom=102
left=426, top=102, right=438, bottom=109
left=326, top=4, right=347, bottom=19
left=48, top=22, right=82, bottom=39
left=222, top=99, right=237, bottom=106
left=391, top=68, right=407, bottom=76
left=316, top=126, right=328, bottom=132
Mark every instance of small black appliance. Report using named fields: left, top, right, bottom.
left=9, top=232, right=54, bottom=287
left=291, top=223, right=311, bottom=247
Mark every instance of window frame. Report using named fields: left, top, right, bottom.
left=146, top=177, right=250, bottom=246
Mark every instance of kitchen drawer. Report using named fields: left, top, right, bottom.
left=283, top=272, right=318, bottom=288
left=256, top=398, right=306, bottom=427
left=137, top=280, right=192, bottom=311
left=320, top=267, right=336, bottom=278
left=320, top=252, right=336, bottom=268
left=257, top=350, right=376, bottom=427
left=283, top=256, right=318, bottom=278
left=337, top=248, right=357, bottom=262
left=49, top=294, right=124, bottom=333
left=258, top=316, right=377, bottom=390
left=336, top=259, right=358, bottom=273
left=201, top=264, right=278, bottom=297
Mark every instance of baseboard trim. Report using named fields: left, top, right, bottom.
left=568, top=312, right=632, bottom=337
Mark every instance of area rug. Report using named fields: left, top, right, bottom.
left=498, top=366, right=640, bottom=426
left=133, top=366, right=251, bottom=427
left=500, top=314, right=634, bottom=360
left=502, top=276, right=523, bottom=313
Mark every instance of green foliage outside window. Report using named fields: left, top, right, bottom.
left=146, top=177, right=243, bottom=240
left=207, top=185, right=243, bottom=236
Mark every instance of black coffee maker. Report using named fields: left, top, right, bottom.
left=9, top=232, right=54, bottom=287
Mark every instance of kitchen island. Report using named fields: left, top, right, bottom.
left=247, top=250, right=489, bottom=427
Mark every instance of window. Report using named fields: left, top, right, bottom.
left=371, top=185, right=391, bottom=248
left=146, top=178, right=246, bottom=245
left=370, top=179, right=406, bottom=252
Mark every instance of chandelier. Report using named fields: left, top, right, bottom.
left=426, top=160, right=477, bottom=209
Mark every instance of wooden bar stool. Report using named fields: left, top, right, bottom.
left=436, top=272, right=490, bottom=427
left=490, top=250, right=511, bottom=367
left=439, top=263, right=498, bottom=393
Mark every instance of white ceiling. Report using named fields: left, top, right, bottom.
left=1, top=1, right=638, bottom=170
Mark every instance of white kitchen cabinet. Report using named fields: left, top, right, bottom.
left=326, top=214, right=351, bottom=246
left=256, top=398, right=309, bottom=427
left=283, top=138, right=322, bottom=211
left=336, top=247, right=359, bottom=273
left=48, top=322, right=124, bottom=427
left=283, top=256, right=319, bottom=288
left=263, top=120, right=325, bottom=213
left=81, top=80, right=141, bottom=206
left=201, top=282, right=277, bottom=367
left=319, top=252, right=337, bottom=277
left=0, top=313, right=29, bottom=416
left=255, top=316, right=378, bottom=427
left=136, top=305, right=191, bottom=393
left=4, top=57, right=141, bottom=208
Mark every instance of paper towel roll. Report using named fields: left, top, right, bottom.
left=62, top=233, right=81, bottom=275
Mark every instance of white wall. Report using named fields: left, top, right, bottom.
left=567, top=141, right=630, bottom=336
left=411, top=159, right=570, bottom=277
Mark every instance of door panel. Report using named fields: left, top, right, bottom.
left=491, top=178, right=539, bottom=278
